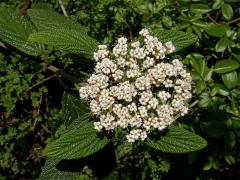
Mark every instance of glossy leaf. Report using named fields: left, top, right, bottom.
left=222, top=71, right=238, bottom=89
left=190, top=4, right=211, bottom=14
left=189, top=55, right=212, bottom=80
left=205, top=24, right=229, bottom=37
left=196, top=80, right=206, bottom=95
left=153, top=29, right=198, bottom=52
left=146, top=126, right=207, bottom=153
left=221, top=3, right=233, bottom=20
left=213, top=59, right=239, bottom=73
left=215, top=37, right=230, bottom=52
left=211, top=84, right=230, bottom=96
left=212, top=0, right=224, bottom=9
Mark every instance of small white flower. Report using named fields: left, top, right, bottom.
left=79, top=28, right=192, bottom=143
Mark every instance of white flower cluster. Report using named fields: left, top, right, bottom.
left=79, top=28, right=192, bottom=143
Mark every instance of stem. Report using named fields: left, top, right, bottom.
left=58, top=0, right=68, bottom=16
left=207, top=15, right=218, bottom=25
left=25, top=75, right=55, bottom=92
left=40, top=61, right=81, bottom=83
left=227, top=17, right=240, bottom=25
left=190, top=99, right=199, bottom=108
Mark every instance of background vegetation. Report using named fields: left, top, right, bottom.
left=0, top=0, right=240, bottom=179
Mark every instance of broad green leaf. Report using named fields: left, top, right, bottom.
left=27, top=8, right=87, bottom=32
left=0, top=7, right=42, bottom=56
left=205, top=24, right=229, bottom=37
left=29, top=29, right=99, bottom=58
left=203, top=161, right=213, bottom=170
left=211, top=84, right=230, bottom=96
left=213, top=59, right=239, bottom=73
left=231, top=47, right=240, bottom=62
left=212, top=0, right=224, bottom=9
left=40, top=159, right=81, bottom=179
left=222, top=71, right=238, bottom=89
left=190, top=4, right=211, bottom=14
left=198, top=98, right=211, bottom=107
left=215, top=37, right=230, bottom=52
left=61, top=93, right=89, bottom=126
left=153, top=29, right=198, bottom=52
left=146, top=126, right=207, bottom=153
left=44, top=121, right=109, bottom=159
left=196, top=80, right=206, bottom=95
left=224, top=155, right=236, bottom=165
left=189, top=54, right=212, bottom=80
left=221, top=3, right=233, bottom=20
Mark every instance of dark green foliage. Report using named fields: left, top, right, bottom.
left=153, top=29, right=198, bottom=52
left=61, top=93, right=89, bottom=126
left=27, top=7, right=87, bottom=31
left=1, top=0, right=240, bottom=179
left=146, top=126, right=207, bottom=153
left=44, top=121, right=110, bottom=159
left=29, top=29, right=99, bottom=58
left=40, top=159, right=81, bottom=179
left=0, top=7, right=42, bottom=56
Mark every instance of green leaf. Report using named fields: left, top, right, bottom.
left=213, top=59, right=239, bottom=73
left=222, top=71, right=238, bottom=89
left=29, top=28, right=99, bottom=58
left=224, top=155, right=235, bottom=165
left=27, top=8, right=87, bottom=32
left=153, top=29, right=198, bottom=52
left=231, top=47, right=240, bottom=62
left=205, top=24, right=229, bottom=37
left=203, top=161, right=213, bottom=170
left=212, top=0, right=224, bottom=9
left=215, top=37, right=230, bottom=52
left=196, top=80, right=206, bottom=94
left=189, top=54, right=212, bottom=80
left=61, top=93, right=89, bottom=126
left=211, top=84, right=230, bottom=96
left=0, top=7, right=42, bottom=56
left=190, top=4, right=211, bottom=14
left=146, top=126, right=207, bottom=153
left=40, top=159, right=81, bottom=179
left=221, top=3, right=233, bottom=20
left=44, top=121, right=109, bottom=159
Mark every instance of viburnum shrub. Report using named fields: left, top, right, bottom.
left=79, top=29, right=192, bottom=142
left=0, top=5, right=209, bottom=178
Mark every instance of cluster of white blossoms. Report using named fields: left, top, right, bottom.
left=79, top=28, right=192, bottom=143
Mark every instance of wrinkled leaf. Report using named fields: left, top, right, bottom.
left=0, top=7, right=42, bottom=56
left=29, top=28, right=99, bottom=58
left=44, top=121, right=110, bottom=159
left=40, top=159, right=81, bottom=179
left=153, top=29, right=198, bottom=52
left=146, top=126, right=207, bottom=153
left=61, top=93, right=89, bottom=126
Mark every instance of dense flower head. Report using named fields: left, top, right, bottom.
left=79, top=28, right=192, bottom=143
